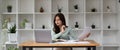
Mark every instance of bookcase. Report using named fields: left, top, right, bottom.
left=1, top=0, right=120, bottom=50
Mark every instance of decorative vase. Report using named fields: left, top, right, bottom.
left=75, top=9, right=79, bottom=12
left=25, top=23, right=32, bottom=29
left=107, top=6, right=111, bottom=12
left=7, top=5, right=12, bottom=12
left=40, top=7, right=44, bottom=13
left=58, top=9, right=62, bottom=13
left=108, top=25, right=111, bottom=29
left=75, top=22, right=79, bottom=29
left=74, top=4, right=79, bottom=12
left=57, top=5, right=62, bottom=13
left=91, top=8, right=97, bottom=12
left=91, top=24, right=95, bottom=29
left=8, top=33, right=17, bottom=43
left=42, top=25, right=45, bottom=29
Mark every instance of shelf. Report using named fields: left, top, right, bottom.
left=18, top=12, right=34, bottom=14
left=103, top=13, right=118, bottom=30
left=91, top=29, right=101, bottom=31
left=34, top=29, right=51, bottom=30
left=72, top=29, right=84, bottom=31
left=2, top=29, right=8, bottom=31
left=18, top=0, right=34, bottom=12
left=103, top=12, right=117, bottom=14
left=35, top=12, right=51, bottom=14
left=86, top=0, right=102, bottom=12
left=103, top=43, right=119, bottom=47
left=2, top=12, right=17, bottom=14
left=35, top=14, right=51, bottom=29
left=17, top=29, right=33, bottom=31
left=2, top=15, right=16, bottom=30
left=68, top=0, right=85, bottom=12
left=103, top=46, right=119, bottom=50
left=103, top=31, right=118, bottom=46
left=103, top=28, right=118, bottom=31
left=18, top=14, right=33, bottom=29
left=52, top=0, right=68, bottom=12
left=35, top=0, right=51, bottom=13
left=52, top=12, right=68, bottom=14
left=86, top=13, right=102, bottom=29
left=86, top=12, right=102, bottom=14
left=69, top=12, right=84, bottom=14
left=5, top=42, right=18, bottom=44
left=103, top=0, right=117, bottom=13
left=2, top=0, right=17, bottom=12
left=69, top=14, right=84, bottom=29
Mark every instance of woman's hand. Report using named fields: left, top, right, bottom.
left=86, top=33, right=91, bottom=37
left=60, top=25, right=65, bottom=33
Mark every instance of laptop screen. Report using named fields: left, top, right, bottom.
left=35, top=30, right=52, bottom=43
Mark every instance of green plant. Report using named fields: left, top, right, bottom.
left=7, top=5, right=12, bottom=8
left=8, top=24, right=16, bottom=33
left=20, top=18, right=28, bottom=28
left=7, top=5, right=12, bottom=12
left=74, top=4, right=78, bottom=9
left=8, top=46, right=18, bottom=50
left=2, top=17, right=11, bottom=29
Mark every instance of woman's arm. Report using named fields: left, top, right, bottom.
left=62, top=27, right=76, bottom=40
left=69, top=30, right=76, bottom=40
left=51, top=30, right=63, bottom=40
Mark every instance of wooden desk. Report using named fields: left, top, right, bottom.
left=19, top=40, right=99, bottom=50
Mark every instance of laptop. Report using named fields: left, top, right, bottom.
left=35, top=30, right=52, bottom=43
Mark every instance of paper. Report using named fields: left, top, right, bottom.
left=77, top=27, right=91, bottom=41
left=54, top=41, right=90, bottom=44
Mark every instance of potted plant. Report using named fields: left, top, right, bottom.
left=8, top=46, right=18, bottom=50
left=57, top=5, right=62, bottom=13
left=2, top=17, right=10, bottom=29
left=8, top=24, right=17, bottom=43
left=7, top=5, right=12, bottom=12
left=75, top=22, right=79, bottom=29
left=74, top=4, right=79, bottom=12
left=107, top=6, right=111, bottom=12
left=91, top=8, right=97, bottom=12
left=21, top=18, right=32, bottom=29
left=20, top=18, right=28, bottom=29
left=40, top=6, right=44, bottom=13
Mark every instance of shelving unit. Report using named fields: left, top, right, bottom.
left=1, top=0, right=120, bottom=50
left=4, top=42, right=18, bottom=50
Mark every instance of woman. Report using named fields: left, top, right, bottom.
left=51, top=13, right=72, bottom=50
left=51, top=13, right=91, bottom=50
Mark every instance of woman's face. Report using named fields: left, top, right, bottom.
left=55, top=16, right=62, bottom=26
